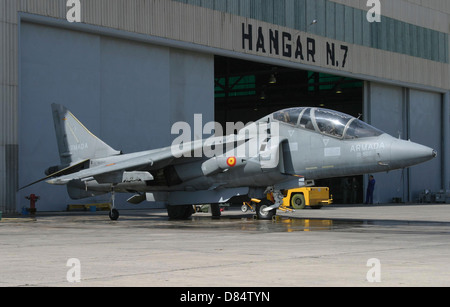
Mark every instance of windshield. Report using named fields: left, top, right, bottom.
left=345, top=118, right=384, bottom=139
left=272, top=107, right=384, bottom=139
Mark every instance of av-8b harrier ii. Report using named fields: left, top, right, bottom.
left=22, top=104, right=436, bottom=220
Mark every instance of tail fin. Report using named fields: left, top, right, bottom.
left=52, top=103, right=121, bottom=164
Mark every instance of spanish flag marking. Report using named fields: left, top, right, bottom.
left=226, top=156, right=237, bottom=167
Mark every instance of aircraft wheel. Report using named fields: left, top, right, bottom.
left=291, top=193, right=306, bottom=209
left=256, top=199, right=275, bottom=220
left=109, top=208, right=119, bottom=221
left=210, top=204, right=221, bottom=219
left=167, top=205, right=193, bottom=220
left=241, top=204, right=249, bottom=213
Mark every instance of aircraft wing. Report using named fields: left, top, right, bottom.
left=46, top=144, right=188, bottom=185
left=46, top=155, right=157, bottom=185
left=46, top=135, right=248, bottom=185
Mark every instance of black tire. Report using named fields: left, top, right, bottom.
left=167, top=205, right=194, bottom=220
left=109, top=208, right=119, bottom=221
left=291, top=193, right=306, bottom=209
left=210, top=204, right=221, bottom=219
left=256, top=199, right=275, bottom=220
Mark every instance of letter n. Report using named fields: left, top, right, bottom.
left=326, top=42, right=335, bottom=66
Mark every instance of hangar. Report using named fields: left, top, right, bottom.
left=0, top=0, right=449, bottom=213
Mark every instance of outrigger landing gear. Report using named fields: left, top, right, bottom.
left=109, top=189, right=120, bottom=221
left=109, top=208, right=119, bottom=220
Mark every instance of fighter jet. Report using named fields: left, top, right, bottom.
left=21, top=104, right=436, bottom=220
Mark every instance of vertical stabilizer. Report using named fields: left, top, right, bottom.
left=51, top=104, right=121, bottom=164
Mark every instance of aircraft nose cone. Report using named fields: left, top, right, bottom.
left=390, top=139, right=436, bottom=168
left=432, top=150, right=438, bottom=158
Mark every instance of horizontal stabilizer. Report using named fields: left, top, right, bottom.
left=19, top=159, right=89, bottom=191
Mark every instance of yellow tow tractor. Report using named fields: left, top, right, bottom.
left=242, top=187, right=333, bottom=219
left=280, top=187, right=333, bottom=211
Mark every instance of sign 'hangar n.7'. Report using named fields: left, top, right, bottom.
left=237, top=1, right=384, bottom=71
left=241, top=22, right=350, bottom=69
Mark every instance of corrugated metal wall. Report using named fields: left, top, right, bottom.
left=331, top=0, right=450, bottom=33
left=1, top=0, right=19, bottom=214
left=1, top=0, right=446, bottom=89
left=175, top=0, right=449, bottom=64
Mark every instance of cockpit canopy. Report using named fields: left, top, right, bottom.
left=272, top=107, right=384, bottom=139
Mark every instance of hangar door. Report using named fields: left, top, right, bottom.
left=365, top=82, right=442, bottom=203
left=214, top=56, right=365, bottom=203
left=19, top=22, right=214, bottom=211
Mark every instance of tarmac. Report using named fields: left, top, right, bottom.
left=1, top=203, right=449, bottom=287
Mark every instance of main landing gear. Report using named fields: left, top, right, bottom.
left=166, top=204, right=221, bottom=220
left=166, top=204, right=195, bottom=220
left=106, top=186, right=284, bottom=221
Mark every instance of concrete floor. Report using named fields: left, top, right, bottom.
left=1, top=203, right=449, bottom=287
